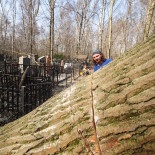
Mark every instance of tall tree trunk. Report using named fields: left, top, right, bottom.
left=20, top=3, right=27, bottom=42
left=99, top=0, right=104, bottom=52
left=0, top=2, right=8, bottom=50
left=28, top=0, right=33, bottom=54
left=143, top=0, right=155, bottom=41
left=107, top=0, right=115, bottom=58
left=50, top=0, right=56, bottom=63
left=123, top=0, right=132, bottom=52
left=12, top=0, right=16, bottom=58
left=76, top=1, right=85, bottom=55
left=28, top=0, right=40, bottom=55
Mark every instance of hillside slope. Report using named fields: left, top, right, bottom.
left=0, top=35, right=155, bottom=155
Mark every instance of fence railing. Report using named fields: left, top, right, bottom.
left=0, top=61, right=80, bottom=126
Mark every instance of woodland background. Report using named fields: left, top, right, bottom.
left=0, top=0, right=154, bottom=61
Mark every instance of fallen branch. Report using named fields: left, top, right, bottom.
left=90, top=74, right=102, bottom=155
left=77, top=129, right=94, bottom=155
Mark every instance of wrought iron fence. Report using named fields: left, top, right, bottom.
left=0, top=61, right=80, bottom=126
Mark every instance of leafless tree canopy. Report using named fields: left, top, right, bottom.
left=0, top=0, right=154, bottom=59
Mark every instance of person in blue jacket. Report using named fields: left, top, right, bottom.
left=92, top=50, right=112, bottom=72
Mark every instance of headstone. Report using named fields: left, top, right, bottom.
left=23, top=57, right=30, bottom=71
left=19, top=56, right=30, bottom=73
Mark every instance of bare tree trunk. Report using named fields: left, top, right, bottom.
left=99, top=0, right=104, bottom=52
left=143, top=0, right=155, bottom=41
left=28, top=0, right=33, bottom=54
left=33, top=0, right=40, bottom=54
left=27, top=0, right=40, bottom=55
left=0, top=2, right=9, bottom=50
left=20, top=3, right=27, bottom=42
left=50, top=0, right=56, bottom=63
left=19, top=0, right=40, bottom=55
left=30, top=0, right=33, bottom=55
left=107, top=0, right=115, bottom=58
left=12, top=0, right=16, bottom=59
left=123, top=0, right=132, bottom=52
left=76, top=1, right=85, bottom=55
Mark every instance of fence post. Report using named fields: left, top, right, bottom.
left=4, top=60, right=7, bottom=74
left=21, top=86, right=25, bottom=113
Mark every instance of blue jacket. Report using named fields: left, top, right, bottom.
left=94, top=59, right=112, bottom=72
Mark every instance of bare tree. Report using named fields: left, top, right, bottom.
left=1, top=0, right=154, bottom=61
left=17, top=0, right=40, bottom=55
left=49, top=0, right=56, bottom=62
left=107, top=0, right=115, bottom=58
left=75, top=0, right=86, bottom=55
left=28, top=0, right=40, bottom=54
left=28, top=0, right=33, bottom=54
left=99, top=0, right=105, bottom=52
left=0, top=1, right=10, bottom=51
left=143, top=0, right=155, bottom=41
left=65, top=0, right=99, bottom=56
left=12, top=0, right=16, bottom=58
left=59, top=3, right=76, bottom=59
left=123, top=0, right=132, bottom=52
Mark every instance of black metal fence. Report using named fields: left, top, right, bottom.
left=0, top=61, right=79, bottom=126
left=22, top=82, right=53, bottom=113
